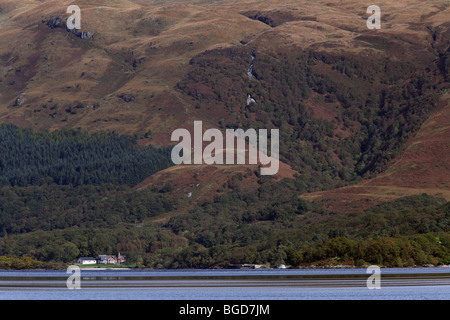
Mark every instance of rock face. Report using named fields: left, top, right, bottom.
left=246, top=94, right=256, bottom=106
left=14, top=94, right=26, bottom=107
left=79, top=31, right=94, bottom=40
left=43, top=15, right=65, bottom=29
left=42, top=16, right=94, bottom=40
left=118, top=93, right=135, bottom=103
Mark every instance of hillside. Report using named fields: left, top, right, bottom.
left=0, top=0, right=449, bottom=268
left=301, top=93, right=450, bottom=212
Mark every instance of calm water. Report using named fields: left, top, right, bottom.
left=0, top=267, right=449, bottom=300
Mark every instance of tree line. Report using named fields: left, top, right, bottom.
left=0, top=124, right=173, bottom=187
left=0, top=180, right=448, bottom=268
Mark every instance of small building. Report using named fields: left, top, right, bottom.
left=97, top=253, right=126, bottom=265
left=77, top=253, right=126, bottom=265
left=77, top=257, right=98, bottom=265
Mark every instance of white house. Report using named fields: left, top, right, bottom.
left=77, top=257, right=98, bottom=265
left=77, top=253, right=126, bottom=265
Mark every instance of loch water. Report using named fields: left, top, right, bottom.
left=0, top=267, right=449, bottom=300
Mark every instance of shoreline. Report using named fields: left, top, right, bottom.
left=78, top=267, right=136, bottom=270
left=1, top=263, right=449, bottom=271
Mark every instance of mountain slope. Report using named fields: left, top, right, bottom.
left=300, top=92, right=450, bottom=213
left=0, top=0, right=449, bottom=268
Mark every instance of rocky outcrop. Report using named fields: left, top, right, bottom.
left=79, top=31, right=94, bottom=40
left=13, top=94, right=26, bottom=107
left=246, top=94, right=256, bottom=106
left=118, top=93, right=135, bottom=103
left=42, top=16, right=94, bottom=40
left=43, top=15, right=65, bottom=29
